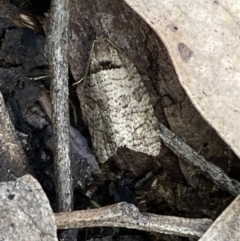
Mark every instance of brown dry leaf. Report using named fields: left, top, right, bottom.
left=0, top=174, right=57, bottom=241
left=123, top=0, right=240, bottom=159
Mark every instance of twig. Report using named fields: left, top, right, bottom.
left=48, top=0, right=71, bottom=213
left=47, top=0, right=77, bottom=239
left=54, top=202, right=213, bottom=238
left=159, top=123, right=240, bottom=196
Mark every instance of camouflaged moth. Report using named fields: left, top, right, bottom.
left=78, top=38, right=161, bottom=163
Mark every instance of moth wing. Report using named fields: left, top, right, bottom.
left=118, top=54, right=161, bottom=156
left=84, top=74, right=118, bottom=163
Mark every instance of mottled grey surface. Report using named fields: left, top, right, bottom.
left=0, top=175, right=57, bottom=241
left=199, top=194, right=240, bottom=241
left=83, top=38, right=161, bottom=163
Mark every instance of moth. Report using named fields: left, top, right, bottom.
left=79, top=38, right=161, bottom=163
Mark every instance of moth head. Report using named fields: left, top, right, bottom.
left=91, top=38, right=122, bottom=70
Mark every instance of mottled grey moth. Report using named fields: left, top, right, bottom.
left=81, top=38, right=161, bottom=163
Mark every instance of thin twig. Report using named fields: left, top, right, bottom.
left=47, top=0, right=77, bottom=239
left=54, top=202, right=213, bottom=238
left=48, top=0, right=72, bottom=213
left=159, top=122, right=240, bottom=196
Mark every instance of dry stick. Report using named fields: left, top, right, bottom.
left=55, top=202, right=213, bottom=238
left=48, top=0, right=71, bottom=214
left=47, top=0, right=77, bottom=240
left=159, top=123, right=240, bottom=196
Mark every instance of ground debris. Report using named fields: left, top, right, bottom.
left=0, top=174, right=57, bottom=241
